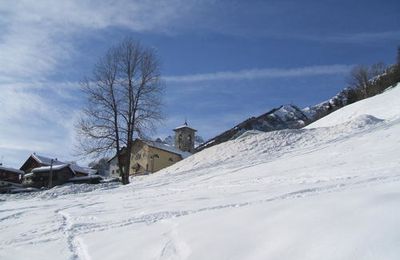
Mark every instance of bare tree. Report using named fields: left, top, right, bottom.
left=348, top=65, right=370, bottom=98
left=76, top=38, right=164, bottom=184
left=348, top=63, right=386, bottom=98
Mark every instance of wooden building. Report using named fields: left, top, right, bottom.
left=24, top=164, right=75, bottom=188
left=20, top=153, right=96, bottom=176
left=0, top=165, right=24, bottom=184
left=20, top=153, right=98, bottom=188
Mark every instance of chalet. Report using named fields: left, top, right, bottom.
left=0, top=165, right=24, bottom=184
left=24, top=164, right=75, bottom=188
left=0, top=165, right=25, bottom=193
left=20, top=153, right=97, bottom=176
left=20, top=153, right=98, bottom=188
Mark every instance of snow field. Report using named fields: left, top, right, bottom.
left=1, top=84, right=400, bottom=259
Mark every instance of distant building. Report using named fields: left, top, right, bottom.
left=108, top=147, right=128, bottom=178
left=20, top=153, right=96, bottom=176
left=174, top=121, right=197, bottom=153
left=24, top=164, right=75, bottom=188
left=129, top=139, right=190, bottom=175
left=20, top=153, right=97, bottom=188
left=107, top=122, right=197, bottom=176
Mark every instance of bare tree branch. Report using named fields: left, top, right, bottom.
left=75, top=38, right=164, bottom=184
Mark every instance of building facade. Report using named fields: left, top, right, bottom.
left=129, top=139, right=189, bottom=175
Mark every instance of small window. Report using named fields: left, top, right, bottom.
left=169, top=158, right=174, bottom=162
left=135, top=153, right=141, bottom=160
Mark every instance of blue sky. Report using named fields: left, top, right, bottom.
left=0, top=0, right=399, bottom=167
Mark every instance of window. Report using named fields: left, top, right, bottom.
left=169, top=158, right=174, bottom=162
left=135, top=153, right=141, bottom=160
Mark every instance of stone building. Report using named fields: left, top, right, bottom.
left=173, top=121, right=197, bottom=153
left=128, top=139, right=191, bottom=175
left=108, top=122, right=197, bottom=176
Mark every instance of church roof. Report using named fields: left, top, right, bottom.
left=139, top=140, right=192, bottom=159
left=173, top=121, right=197, bottom=132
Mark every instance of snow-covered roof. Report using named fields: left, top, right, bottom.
left=140, top=140, right=192, bottom=159
left=70, top=164, right=97, bottom=175
left=31, top=153, right=64, bottom=166
left=30, top=153, right=94, bottom=175
left=32, top=164, right=71, bottom=173
left=173, top=122, right=197, bottom=132
left=0, top=165, right=24, bottom=174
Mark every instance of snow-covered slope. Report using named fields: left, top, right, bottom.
left=306, top=84, right=400, bottom=128
left=1, top=84, right=400, bottom=260
left=197, top=104, right=310, bottom=151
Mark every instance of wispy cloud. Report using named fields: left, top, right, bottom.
left=0, top=0, right=203, bottom=167
left=164, top=64, right=353, bottom=83
left=0, top=0, right=202, bottom=81
left=291, top=30, right=400, bottom=44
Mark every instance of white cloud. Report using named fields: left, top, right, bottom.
left=0, top=0, right=202, bottom=167
left=290, top=31, right=400, bottom=44
left=164, top=64, right=354, bottom=83
left=0, top=0, right=201, bottom=81
left=0, top=82, right=82, bottom=167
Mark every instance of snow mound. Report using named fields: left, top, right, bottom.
left=36, top=182, right=120, bottom=199
left=307, top=83, right=400, bottom=128
left=338, top=114, right=384, bottom=129
left=236, top=129, right=264, bottom=139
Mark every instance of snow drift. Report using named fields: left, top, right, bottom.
left=1, top=84, right=400, bottom=260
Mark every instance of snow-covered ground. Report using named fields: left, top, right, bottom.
left=1, top=84, right=400, bottom=260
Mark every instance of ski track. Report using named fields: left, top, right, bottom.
left=35, top=171, right=400, bottom=240
left=56, top=209, right=91, bottom=260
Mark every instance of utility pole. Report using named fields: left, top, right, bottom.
left=48, top=159, right=54, bottom=188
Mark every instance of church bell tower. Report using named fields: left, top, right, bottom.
left=174, top=121, right=197, bottom=153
